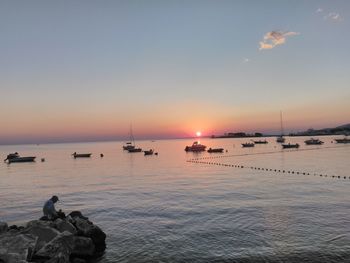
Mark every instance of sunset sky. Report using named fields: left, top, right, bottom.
left=1, top=1, right=349, bottom=144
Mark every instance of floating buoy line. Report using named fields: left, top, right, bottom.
left=187, top=144, right=349, bottom=180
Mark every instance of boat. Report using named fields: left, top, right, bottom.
left=207, top=148, right=224, bottom=153
left=276, top=111, right=285, bottom=143
left=282, top=143, right=299, bottom=149
left=242, top=143, right=255, bottom=147
left=144, top=149, right=154, bottom=155
left=253, top=140, right=268, bottom=144
left=123, top=125, right=143, bottom=152
left=72, top=152, right=92, bottom=158
left=4, top=152, right=36, bottom=163
left=305, top=138, right=324, bottom=145
left=185, top=141, right=206, bottom=152
left=334, top=137, right=350, bottom=144
left=128, top=148, right=142, bottom=153
left=123, top=142, right=135, bottom=151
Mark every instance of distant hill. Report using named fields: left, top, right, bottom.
left=291, top=123, right=350, bottom=136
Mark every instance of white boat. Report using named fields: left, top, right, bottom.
left=185, top=141, right=206, bottom=152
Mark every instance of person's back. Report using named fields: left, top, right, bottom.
left=43, top=195, right=59, bottom=220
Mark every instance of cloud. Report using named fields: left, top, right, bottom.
left=259, top=31, right=299, bottom=50
left=324, top=12, right=342, bottom=21
left=316, top=8, right=323, bottom=13
left=243, top=58, right=250, bottom=63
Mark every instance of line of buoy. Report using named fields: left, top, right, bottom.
left=188, top=144, right=349, bottom=163
left=187, top=160, right=347, bottom=180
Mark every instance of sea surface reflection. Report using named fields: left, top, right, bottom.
left=1, top=137, right=350, bottom=262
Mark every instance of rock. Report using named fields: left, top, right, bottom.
left=71, top=236, right=95, bottom=257
left=21, top=223, right=61, bottom=251
left=35, top=231, right=73, bottom=262
left=0, top=232, right=37, bottom=262
left=72, top=258, right=86, bottom=263
left=0, top=253, right=29, bottom=263
left=74, top=218, right=106, bottom=253
left=26, top=220, right=55, bottom=229
left=0, top=222, right=8, bottom=234
left=54, top=219, right=77, bottom=235
left=68, top=211, right=88, bottom=220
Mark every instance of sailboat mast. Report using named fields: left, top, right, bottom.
left=280, top=111, right=284, bottom=136
left=129, top=124, right=135, bottom=145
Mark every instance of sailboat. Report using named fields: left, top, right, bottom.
left=276, top=111, right=285, bottom=143
left=122, top=125, right=142, bottom=152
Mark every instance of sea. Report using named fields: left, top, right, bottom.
left=1, top=136, right=350, bottom=263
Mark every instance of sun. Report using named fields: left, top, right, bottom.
left=196, top=131, right=202, bottom=137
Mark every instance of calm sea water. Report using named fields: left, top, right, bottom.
left=1, top=136, right=350, bottom=262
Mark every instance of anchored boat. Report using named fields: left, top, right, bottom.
left=207, top=148, right=224, bottom=153
left=242, top=143, right=255, bottom=148
left=253, top=140, right=268, bottom=144
left=282, top=143, right=299, bottom=149
left=144, top=149, right=154, bottom=155
left=4, top=152, right=36, bottom=163
left=72, top=152, right=92, bottom=158
left=334, top=137, right=350, bottom=144
left=185, top=141, right=206, bottom=152
left=305, top=138, right=324, bottom=145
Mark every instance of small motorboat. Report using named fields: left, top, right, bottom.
left=282, top=143, right=299, bottom=149
left=144, top=149, right=154, bottom=155
left=72, top=152, right=92, bottom=158
left=305, top=138, right=324, bottom=145
left=185, top=141, right=206, bottom=152
left=4, top=152, right=36, bottom=163
left=334, top=137, right=350, bottom=144
left=242, top=143, right=255, bottom=148
left=207, top=148, right=224, bottom=153
left=128, top=148, right=142, bottom=153
left=253, top=140, right=268, bottom=144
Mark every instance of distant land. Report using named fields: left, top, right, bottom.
left=211, top=123, right=350, bottom=139
left=289, top=123, right=350, bottom=137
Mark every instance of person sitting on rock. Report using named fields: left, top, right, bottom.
left=43, top=195, right=59, bottom=220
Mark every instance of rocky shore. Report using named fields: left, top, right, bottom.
left=0, top=211, right=106, bottom=263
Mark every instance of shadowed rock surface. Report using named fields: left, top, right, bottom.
left=0, top=211, right=106, bottom=263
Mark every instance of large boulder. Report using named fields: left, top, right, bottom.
left=34, top=231, right=73, bottom=262
left=54, top=219, right=77, bottom=235
left=21, top=223, right=61, bottom=251
left=74, top=218, right=106, bottom=253
left=71, top=236, right=95, bottom=257
left=0, top=232, right=37, bottom=262
left=0, top=222, right=8, bottom=234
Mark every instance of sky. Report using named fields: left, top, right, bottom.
left=0, top=0, right=349, bottom=144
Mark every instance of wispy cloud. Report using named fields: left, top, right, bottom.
left=324, top=12, right=343, bottom=21
left=259, top=31, right=299, bottom=50
left=243, top=58, right=250, bottom=63
left=316, top=8, right=323, bottom=13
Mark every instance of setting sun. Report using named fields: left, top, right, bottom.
left=196, top=131, right=202, bottom=137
